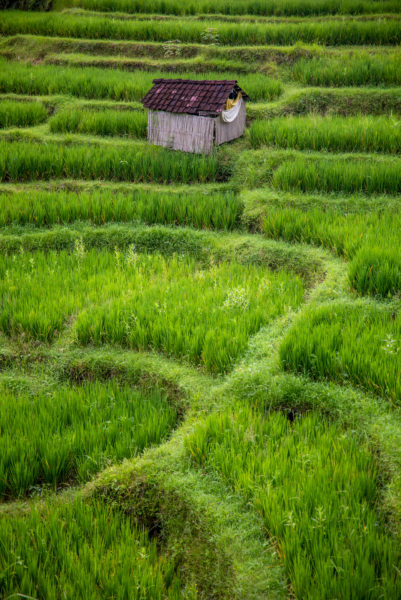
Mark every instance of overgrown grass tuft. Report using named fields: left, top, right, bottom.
left=0, top=499, right=189, bottom=599
left=0, top=380, right=176, bottom=499
left=186, top=406, right=401, bottom=599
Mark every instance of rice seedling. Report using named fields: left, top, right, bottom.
left=250, top=115, right=401, bottom=153
left=49, top=107, right=148, bottom=137
left=0, top=99, right=48, bottom=128
left=0, top=58, right=281, bottom=102
left=280, top=301, right=401, bottom=404
left=291, top=53, right=401, bottom=87
left=0, top=248, right=303, bottom=371
left=272, top=156, right=401, bottom=194
left=73, top=253, right=303, bottom=373
left=72, top=0, right=401, bottom=17
left=0, top=380, right=176, bottom=499
left=349, top=246, right=401, bottom=298
left=186, top=406, right=401, bottom=599
left=0, top=188, right=242, bottom=230
left=0, top=499, right=188, bottom=599
left=0, top=140, right=221, bottom=183
left=1, top=11, right=400, bottom=46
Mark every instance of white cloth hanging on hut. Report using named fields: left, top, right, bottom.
left=221, top=97, right=243, bottom=123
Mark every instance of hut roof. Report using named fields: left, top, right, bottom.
left=142, top=78, right=249, bottom=115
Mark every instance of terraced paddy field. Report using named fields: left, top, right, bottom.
left=1, top=1, right=401, bottom=598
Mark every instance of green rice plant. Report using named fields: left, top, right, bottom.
left=280, top=301, right=401, bottom=404
left=1, top=11, right=400, bottom=46
left=186, top=406, right=401, bottom=599
left=0, top=499, right=188, bottom=599
left=73, top=253, right=304, bottom=373
left=250, top=115, right=401, bottom=154
left=272, top=156, right=401, bottom=194
left=291, top=53, right=401, bottom=87
left=0, top=188, right=242, bottom=230
left=49, top=107, right=148, bottom=137
left=0, top=380, right=176, bottom=499
left=0, top=249, right=303, bottom=371
left=0, top=99, right=48, bottom=128
left=72, top=0, right=401, bottom=16
left=0, top=141, right=221, bottom=183
left=349, top=246, right=401, bottom=298
left=0, top=58, right=281, bottom=102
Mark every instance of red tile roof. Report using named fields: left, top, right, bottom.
left=142, top=79, right=248, bottom=115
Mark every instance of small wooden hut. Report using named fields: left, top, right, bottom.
left=141, top=78, right=249, bottom=154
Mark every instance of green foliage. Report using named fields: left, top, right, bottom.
left=280, top=301, right=401, bottom=404
left=72, top=0, right=401, bottom=16
left=250, top=115, right=401, bottom=153
left=1, top=0, right=52, bottom=8
left=0, top=188, right=242, bottom=230
left=186, top=406, right=401, bottom=599
left=0, top=381, right=176, bottom=499
left=0, top=499, right=188, bottom=599
left=49, top=107, right=148, bottom=137
left=1, top=11, right=400, bottom=46
left=291, top=53, right=401, bottom=86
left=0, top=141, right=222, bottom=183
left=0, top=58, right=281, bottom=102
left=0, top=99, right=48, bottom=128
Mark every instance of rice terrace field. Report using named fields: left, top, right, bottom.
left=1, top=0, right=401, bottom=598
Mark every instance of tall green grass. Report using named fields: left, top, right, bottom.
left=0, top=500, right=188, bottom=599
left=186, top=406, right=401, bottom=599
left=0, top=99, right=48, bottom=128
left=0, top=141, right=221, bottom=183
left=1, top=11, right=400, bottom=45
left=49, top=107, right=147, bottom=137
left=0, top=58, right=280, bottom=101
left=250, top=115, right=401, bottom=153
left=291, top=54, right=401, bottom=86
left=280, top=301, right=401, bottom=404
left=73, top=0, right=401, bottom=16
left=0, top=189, right=242, bottom=230
left=0, top=381, right=176, bottom=499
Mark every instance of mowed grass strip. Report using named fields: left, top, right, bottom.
left=0, top=59, right=282, bottom=102
left=250, top=115, right=401, bottom=154
left=0, top=189, right=242, bottom=230
left=280, top=301, right=401, bottom=404
left=73, top=0, right=401, bottom=16
left=0, top=99, right=48, bottom=128
left=0, top=381, right=176, bottom=499
left=1, top=11, right=400, bottom=45
left=290, top=53, right=401, bottom=86
left=0, top=500, right=187, bottom=599
left=49, top=108, right=148, bottom=138
left=0, top=248, right=303, bottom=371
left=0, top=141, right=221, bottom=183
left=186, top=407, right=401, bottom=599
